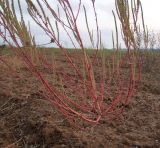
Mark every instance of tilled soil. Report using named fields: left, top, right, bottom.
left=0, top=54, right=160, bottom=148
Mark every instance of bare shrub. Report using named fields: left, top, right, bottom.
left=0, top=0, right=146, bottom=128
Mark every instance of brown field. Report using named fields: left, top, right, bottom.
left=0, top=50, right=160, bottom=148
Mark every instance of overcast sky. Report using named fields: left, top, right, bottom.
left=0, top=0, right=160, bottom=48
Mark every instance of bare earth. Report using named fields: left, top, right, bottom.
left=0, top=53, right=160, bottom=148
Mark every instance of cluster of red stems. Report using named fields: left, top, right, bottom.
left=0, top=0, right=146, bottom=128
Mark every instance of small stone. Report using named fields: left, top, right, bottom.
left=155, top=139, right=159, bottom=143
